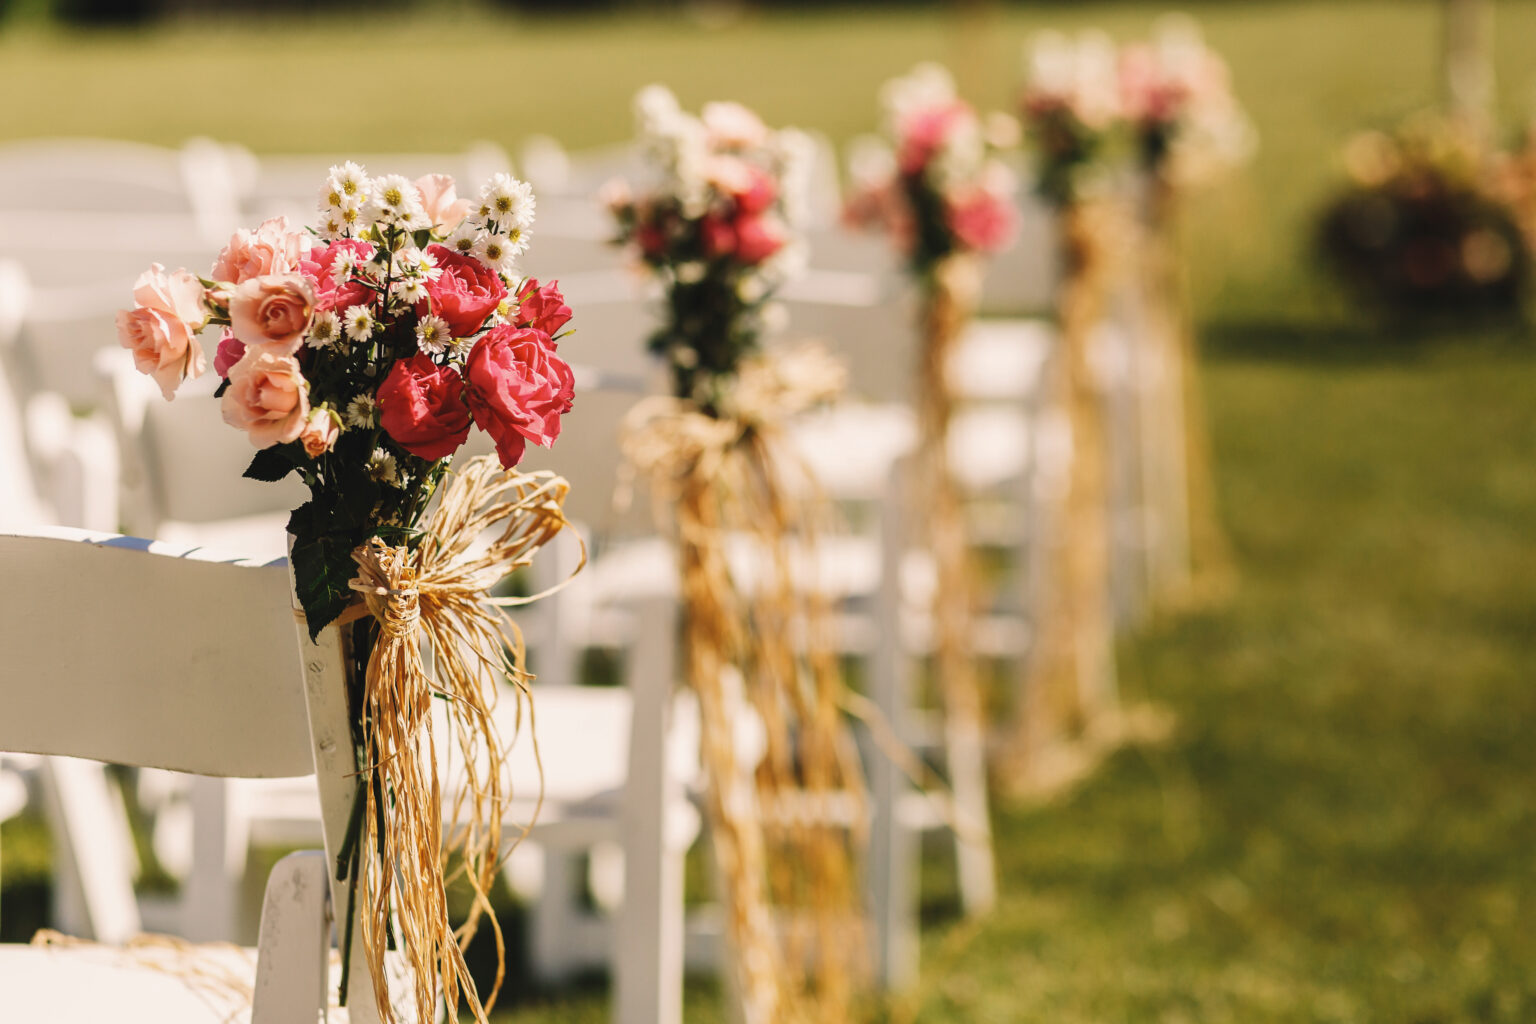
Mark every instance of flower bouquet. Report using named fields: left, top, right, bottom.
left=605, top=84, right=811, bottom=408
left=843, top=62, right=1019, bottom=277
left=843, top=60, right=1019, bottom=889
left=116, top=164, right=578, bottom=1022
left=1118, top=17, right=1254, bottom=190
left=609, top=86, right=865, bottom=1024
left=1019, top=31, right=1124, bottom=208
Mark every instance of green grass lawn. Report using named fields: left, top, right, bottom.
left=3, top=2, right=1536, bottom=1021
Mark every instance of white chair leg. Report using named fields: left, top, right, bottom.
left=531, top=849, right=581, bottom=983
left=38, top=756, right=141, bottom=943
left=183, top=775, right=239, bottom=941
left=614, top=597, right=684, bottom=1024
left=250, top=850, right=329, bottom=1024
left=866, top=473, right=919, bottom=988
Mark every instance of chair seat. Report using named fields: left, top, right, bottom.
left=0, top=942, right=419, bottom=1023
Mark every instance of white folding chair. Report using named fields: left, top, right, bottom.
left=0, top=526, right=401, bottom=1022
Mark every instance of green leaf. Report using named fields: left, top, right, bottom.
left=244, top=443, right=301, bottom=483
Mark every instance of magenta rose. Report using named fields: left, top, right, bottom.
left=419, top=244, right=506, bottom=337
left=213, top=329, right=246, bottom=378
left=464, top=326, right=575, bottom=469
left=948, top=189, right=1017, bottom=254
left=516, top=278, right=572, bottom=337
left=700, top=215, right=736, bottom=259
left=377, top=354, right=473, bottom=461
left=733, top=167, right=777, bottom=216
left=732, top=215, right=784, bottom=265
left=301, top=239, right=374, bottom=313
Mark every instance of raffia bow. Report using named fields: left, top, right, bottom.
left=622, top=344, right=866, bottom=1024
left=342, top=457, right=578, bottom=1024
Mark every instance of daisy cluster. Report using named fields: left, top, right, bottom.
left=842, top=63, right=1021, bottom=276
left=606, top=85, right=810, bottom=408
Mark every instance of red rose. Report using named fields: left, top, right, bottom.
left=637, top=221, right=668, bottom=259
left=700, top=214, right=736, bottom=259
left=301, top=239, right=373, bottom=313
left=464, top=326, right=575, bottom=469
left=733, top=215, right=784, bottom=265
left=516, top=278, right=573, bottom=337
left=419, top=244, right=507, bottom=337
left=377, top=353, right=472, bottom=460
left=733, top=167, right=777, bottom=216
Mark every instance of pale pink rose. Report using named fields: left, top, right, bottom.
left=298, top=407, right=340, bottom=457
left=701, top=101, right=769, bottom=150
left=221, top=350, right=310, bottom=448
left=229, top=274, right=316, bottom=354
left=415, top=174, right=472, bottom=234
left=117, top=264, right=208, bottom=400
left=213, top=329, right=246, bottom=377
left=210, top=216, right=310, bottom=284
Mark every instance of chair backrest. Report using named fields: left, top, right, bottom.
left=0, top=528, right=312, bottom=778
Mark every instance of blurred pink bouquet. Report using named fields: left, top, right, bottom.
left=606, top=85, right=812, bottom=407
left=117, top=164, right=576, bottom=634
left=1117, top=17, right=1254, bottom=185
left=843, top=63, right=1019, bottom=274
left=1019, top=30, right=1126, bottom=206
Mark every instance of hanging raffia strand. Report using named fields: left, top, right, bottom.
left=1144, top=178, right=1235, bottom=604
left=1006, top=197, right=1125, bottom=794
left=915, top=253, right=997, bottom=908
left=344, top=458, right=576, bottom=1024
left=623, top=345, right=870, bottom=1024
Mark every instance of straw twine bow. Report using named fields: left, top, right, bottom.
left=622, top=344, right=868, bottom=1024
left=344, top=458, right=579, bottom=1024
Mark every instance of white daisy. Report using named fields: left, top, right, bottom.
left=343, top=394, right=376, bottom=429
left=675, top=261, right=706, bottom=284
left=448, top=334, right=477, bottom=361
left=369, top=173, right=424, bottom=226
left=327, top=162, right=371, bottom=201
left=394, top=277, right=429, bottom=304
left=304, top=310, right=342, bottom=349
left=444, top=222, right=480, bottom=257
left=473, top=232, right=519, bottom=273
left=343, top=305, right=375, bottom=343
left=398, top=247, right=441, bottom=282
left=330, top=251, right=358, bottom=286
left=415, top=315, right=453, bottom=355
left=366, top=448, right=402, bottom=488
left=479, top=173, right=536, bottom=230
left=318, top=212, right=347, bottom=241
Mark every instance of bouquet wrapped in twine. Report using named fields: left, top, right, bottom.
left=117, top=163, right=582, bottom=1023
left=844, top=62, right=1021, bottom=909
left=610, top=87, right=868, bottom=1024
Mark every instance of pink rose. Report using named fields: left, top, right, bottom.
left=732, top=215, right=784, bottom=265
left=700, top=215, right=736, bottom=259
left=221, top=350, right=310, bottom=448
left=116, top=263, right=208, bottom=400
left=419, top=244, right=507, bottom=337
left=515, top=278, right=572, bottom=337
left=299, top=407, right=340, bottom=457
left=377, top=354, right=472, bottom=461
left=415, top=174, right=472, bottom=234
left=301, top=239, right=374, bottom=313
left=213, top=329, right=246, bottom=377
left=464, top=326, right=575, bottom=469
left=210, top=216, right=310, bottom=284
left=948, top=189, right=1017, bottom=254
left=229, top=274, right=316, bottom=354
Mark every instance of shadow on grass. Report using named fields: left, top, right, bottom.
left=1199, top=317, right=1535, bottom=366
